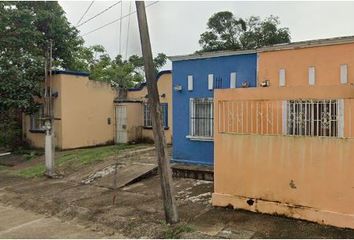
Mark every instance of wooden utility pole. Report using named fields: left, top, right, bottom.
left=135, top=1, right=178, bottom=224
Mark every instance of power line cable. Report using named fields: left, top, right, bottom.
left=81, top=1, right=158, bottom=37
left=125, top=1, right=132, bottom=59
left=76, top=1, right=122, bottom=28
left=76, top=1, right=94, bottom=25
left=119, top=1, right=123, bottom=55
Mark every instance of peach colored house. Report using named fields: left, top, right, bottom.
left=23, top=70, right=117, bottom=150
left=24, top=70, right=172, bottom=149
left=115, top=70, right=172, bottom=144
left=212, top=36, right=354, bottom=229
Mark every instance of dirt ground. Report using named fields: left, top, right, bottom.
left=0, top=144, right=354, bottom=239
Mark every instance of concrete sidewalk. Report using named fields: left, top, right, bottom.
left=0, top=203, right=115, bottom=238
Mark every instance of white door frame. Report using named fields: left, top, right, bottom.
left=116, top=105, right=128, bottom=143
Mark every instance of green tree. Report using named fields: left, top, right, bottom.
left=240, top=16, right=291, bottom=49
left=0, top=1, right=83, bottom=113
left=199, top=11, right=290, bottom=52
left=77, top=45, right=167, bottom=89
left=199, top=11, right=246, bottom=52
left=70, top=45, right=106, bottom=72
left=92, top=53, right=167, bottom=89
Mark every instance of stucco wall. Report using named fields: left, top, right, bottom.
left=126, top=72, right=173, bottom=144
left=213, top=134, right=354, bottom=229
left=216, top=85, right=354, bottom=138
left=213, top=86, right=354, bottom=229
left=258, top=42, right=354, bottom=87
left=23, top=74, right=63, bottom=149
left=59, top=74, right=117, bottom=149
left=172, top=53, right=258, bottom=165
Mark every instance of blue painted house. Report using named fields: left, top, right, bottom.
left=170, top=50, right=257, bottom=165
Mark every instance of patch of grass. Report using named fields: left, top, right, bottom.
left=13, top=164, right=45, bottom=178
left=11, top=144, right=136, bottom=178
left=22, top=151, right=42, bottom=161
left=163, top=223, right=194, bottom=239
left=0, top=165, right=9, bottom=171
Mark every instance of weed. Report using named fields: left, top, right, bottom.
left=163, top=223, right=194, bottom=239
left=10, top=144, right=136, bottom=178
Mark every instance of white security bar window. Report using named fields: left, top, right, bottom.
left=230, top=72, right=237, bottom=88
left=286, top=99, right=344, bottom=137
left=279, top=69, right=286, bottom=87
left=30, top=105, right=44, bottom=131
left=190, top=98, right=214, bottom=137
left=340, top=64, right=348, bottom=84
left=144, top=104, right=152, bottom=127
left=208, top=74, right=214, bottom=90
left=187, top=75, right=193, bottom=91
left=308, top=67, right=316, bottom=85
left=144, top=103, right=168, bottom=128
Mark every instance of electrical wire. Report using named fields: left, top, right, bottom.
left=119, top=1, right=123, bottom=55
left=81, top=1, right=159, bottom=37
left=76, top=1, right=122, bottom=28
left=125, top=1, right=132, bottom=59
left=76, top=1, right=94, bottom=26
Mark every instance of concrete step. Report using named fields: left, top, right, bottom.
left=171, top=163, right=214, bottom=181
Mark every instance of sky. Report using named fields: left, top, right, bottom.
left=59, top=1, right=354, bottom=69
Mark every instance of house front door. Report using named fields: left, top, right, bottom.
left=116, top=105, right=128, bottom=143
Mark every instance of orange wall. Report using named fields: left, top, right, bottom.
left=213, top=86, right=354, bottom=229
left=258, top=42, right=354, bottom=87
left=216, top=86, right=354, bottom=138
left=213, top=134, right=354, bottom=229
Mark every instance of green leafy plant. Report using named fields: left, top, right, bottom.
left=162, top=223, right=194, bottom=239
left=199, top=11, right=291, bottom=52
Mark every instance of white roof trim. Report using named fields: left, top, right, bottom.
left=258, top=35, right=354, bottom=52
left=168, top=49, right=256, bottom=62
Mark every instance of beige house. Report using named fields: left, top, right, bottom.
left=23, top=70, right=172, bottom=149
left=115, top=70, right=172, bottom=144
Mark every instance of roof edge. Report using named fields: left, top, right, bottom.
left=52, top=69, right=90, bottom=77
left=128, top=70, right=172, bottom=92
left=168, top=49, right=256, bottom=62
left=258, top=35, right=354, bottom=52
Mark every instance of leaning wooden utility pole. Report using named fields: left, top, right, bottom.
left=135, top=1, right=179, bottom=224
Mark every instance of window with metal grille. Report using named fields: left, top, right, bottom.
left=286, top=100, right=342, bottom=137
left=214, top=77, right=223, bottom=89
left=144, top=103, right=168, bottom=128
left=30, top=106, right=44, bottom=131
left=190, top=98, right=214, bottom=137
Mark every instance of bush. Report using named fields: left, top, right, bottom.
left=0, top=110, right=23, bottom=150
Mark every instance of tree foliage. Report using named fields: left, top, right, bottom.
left=199, top=11, right=291, bottom=52
left=0, top=1, right=167, bottom=111
left=73, top=45, right=167, bottom=89
left=0, top=1, right=83, bottom=113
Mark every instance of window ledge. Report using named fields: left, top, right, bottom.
left=143, top=126, right=169, bottom=130
left=29, top=129, right=45, bottom=134
left=186, top=135, right=214, bottom=142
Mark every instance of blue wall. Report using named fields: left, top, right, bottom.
left=172, top=53, right=257, bottom=165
